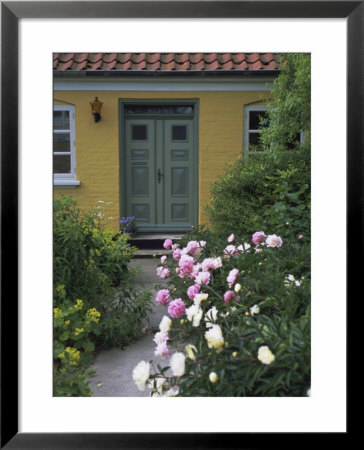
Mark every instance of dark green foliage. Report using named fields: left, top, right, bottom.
left=95, top=288, right=153, bottom=349
left=205, top=53, right=311, bottom=242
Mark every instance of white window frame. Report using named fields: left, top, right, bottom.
left=243, top=105, right=267, bottom=157
left=53, top=105, right=80, bottom=187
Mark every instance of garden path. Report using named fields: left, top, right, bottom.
left=88, top=257, right=169, bottom=397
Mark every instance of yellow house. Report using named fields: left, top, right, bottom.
left=53, top=53, right=279, bottom=233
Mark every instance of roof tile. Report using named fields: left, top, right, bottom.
left=53, top=53, right=280, bottom=72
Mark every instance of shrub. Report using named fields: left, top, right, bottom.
left=53, top=195, right=135, bottom=306
left=53, top=195, right=153, bottom=395
left=205, top=53, right=311, bottom=242
left=132, top=232, right=310, bottom=397
left=205, top=148, right=310, bottom=240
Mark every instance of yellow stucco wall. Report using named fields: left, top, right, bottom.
left=54, top=90, right=269, bottom=231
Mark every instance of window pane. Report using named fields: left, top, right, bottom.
left=172, top=125, right=187, bottom=141
left=132, top=125, right=147, bottom=140
left=249, top=132, right=263, bottom=150
left=249, top=110, right=267, bottom=130
left=53, top=133, right=71, bottom=152
left=125, top=104, right=194, bottom=115
left=54, top=155, right=71, bottom=173
left=54, top=110, right=70, bottom=130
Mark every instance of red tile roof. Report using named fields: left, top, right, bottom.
left=53, top=53, right=279, bottom=72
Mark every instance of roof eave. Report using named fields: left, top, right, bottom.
left=53, top=69, right=280, bottom=78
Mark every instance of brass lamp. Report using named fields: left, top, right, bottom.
left=89, top=97, right=103, bottom=122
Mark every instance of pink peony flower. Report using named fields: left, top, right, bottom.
left=178, top=254, right=195, bottom=277
left=224, top=290, right=235, bottom=303
left=187, top=284, right=201, bottom=300
left=201, top=257, right=216, bottom=272
left=213, top=257, right=223, bottom=269
left=172, top=248, right=182, bottom=261
left=252, top=231, right=267, bottom=245
left=186, top=240, right=199, bottom=255
left=199, top=241, right=206, bottom=248
left=156, top=266, right=170, bottom=279
left=195, top=271, right=210, bottom=286
left=227, top=268, right=239, bottom=287
left=266, top=234, right=283, bottom=248
left=155, top=289, right=171, bottom=305
left=224, top=245, right=238, bottom=256
left=163, top=238, right=173, bottom=249
left=227, top=233, right=235, bottom=242
left=160, top=255, right=167, bottom=264
left=168, top=298, right=186, bottom=319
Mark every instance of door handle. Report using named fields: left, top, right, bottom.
left=157, top=168, right=164, bottom=184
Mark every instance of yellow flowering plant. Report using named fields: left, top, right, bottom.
left=53, top=299, right=101, bottom=370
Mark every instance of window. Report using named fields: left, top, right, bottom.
left=244, top=105, right=306, bottom=156
left=53, top=105, right=80, bottom=186
left=243, top=106, right=268, bottom=155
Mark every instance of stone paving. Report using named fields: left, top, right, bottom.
left=88, top=257, right=169, bottom=397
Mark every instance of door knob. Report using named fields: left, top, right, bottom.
left=157, top=168, right=164, bottom=184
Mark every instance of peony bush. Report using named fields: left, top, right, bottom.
left=133, top=228, right=310, bottom=397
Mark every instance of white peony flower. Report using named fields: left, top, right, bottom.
left=170, top=352, right=186, bottom=377
left=266, top=234, right=283, bottom=248
left=148, top=377, right=166, bottom=396
left=257, top=346, right=275, bottom=365
left=205, top=324, right=224, bottom=350
left=284, top=274, right=302, bottom=287
left=204, top=306, right=218, bottom=328
left=250, top=304, right=260, bottom=316
left=186, top=303, right=203, bottom=327
left=159, top=315, right=172, bottom=333
left=153, top=331, right=168, bottom=345
left=193, top=292, right=209, bottom=305
left=237, top=242, right=251, bottom=252
left=132, top=360, right=150, bottom=391
left=163, top=387, right=180, bottom=397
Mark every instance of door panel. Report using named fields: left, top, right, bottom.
left=164, top=119, right=194, bottom=226
left=124, top=116, right=195, bottom=231
left=125, top=119, right=156, bottom=225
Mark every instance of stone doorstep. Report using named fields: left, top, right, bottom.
left=130, top=233, right=185, bottom=258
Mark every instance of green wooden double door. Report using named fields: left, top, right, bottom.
left=123, top=115, right=197, bottom=232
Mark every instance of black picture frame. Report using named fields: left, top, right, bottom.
left=1, top=1, right=359, bottom=448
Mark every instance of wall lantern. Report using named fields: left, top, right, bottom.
left=89, top=97, right=103, bottom=122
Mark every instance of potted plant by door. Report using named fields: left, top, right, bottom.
left=120, top=216, right=137, bottom=236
